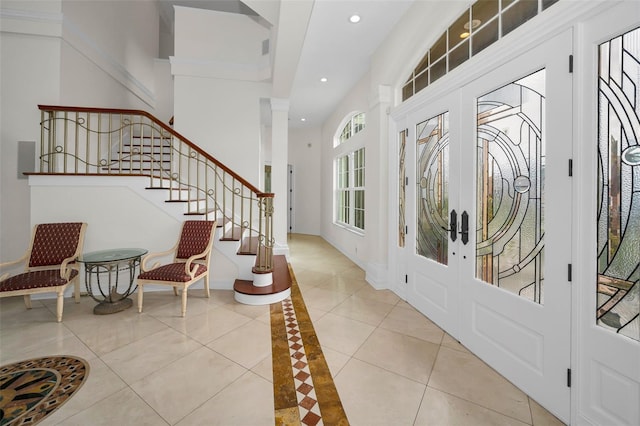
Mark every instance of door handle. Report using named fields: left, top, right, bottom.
left=460, top=210, right=469, bottom=245
left=441, top=209, right=457, bottom=242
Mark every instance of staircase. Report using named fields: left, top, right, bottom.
left=37, top=105, right=290, bottom=305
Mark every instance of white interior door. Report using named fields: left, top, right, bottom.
left=458, top=30, right=573, bottom=422
left=576, top=3, right=640, bottom=424
left=406, top=92, right=462, bottom=337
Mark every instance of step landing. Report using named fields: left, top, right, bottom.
left=233, top=255, right=291, bottom=305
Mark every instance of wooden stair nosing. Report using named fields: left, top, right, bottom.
left=233, top=255, right=289, bottom=296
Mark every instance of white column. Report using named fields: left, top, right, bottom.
left=365, top=85, right=392, bottom=288
left=270, top=98, right=290, bottom=258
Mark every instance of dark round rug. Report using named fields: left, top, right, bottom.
left=0, top=356, right=89, bottom=426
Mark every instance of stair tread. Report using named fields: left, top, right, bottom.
left=233, top=255, right=290, bottom=295
left=237, top=236, right=259, bottom=255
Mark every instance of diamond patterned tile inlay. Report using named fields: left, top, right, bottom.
left=282, top=298, right=324, bottom=426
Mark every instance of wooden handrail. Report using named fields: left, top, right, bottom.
left=38, top=105, right=272, bottom=198
left=38, top=104, right=276, bottom=275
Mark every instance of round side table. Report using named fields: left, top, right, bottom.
left=78, top=248, right=147, bottom=314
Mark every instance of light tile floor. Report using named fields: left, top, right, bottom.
left=0, top=234, right=565, bottom=425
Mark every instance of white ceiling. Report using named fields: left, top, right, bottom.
left=288, top=0, right=414, bottom=128
left=158, top=0, right=415, bottom=129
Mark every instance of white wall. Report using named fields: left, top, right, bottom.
left=171, top=6, right=271, bottom=187
left=0, top=15, right=62, bottom=263
left=288, top=127, right=321, bottom=235
left=0, top=0, right=169, bottom=263
left=29, top=177, right=238, bottom=289
left=61, top=0, right=159, bottom=108
left=320, top=74, right=371, bottom=272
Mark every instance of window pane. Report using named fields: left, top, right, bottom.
left=449, top=39, right=469, bottom=71
left=430, top=33, right=447, bottom=63
left=338, top=190, right=350, bottom=224
left=449, top=9, right=471, bottom=43
left=415, top=52, right=429, bottom=76
left=338, top=156, right=349, bottom=189
left=354, top=190, right=365, bottom=230
left=476, top=68, right=546, bottom=304
left=596, top=26, right=640, bottom=341
left=339, top=124, right=351, bottom=144
left=399, top=130, right=407, bottom=247
left=472, top=18, right=499, bottom=56
left=402, top=82, right=414, bottom=101
left=353, top=113, right=366, bottom=134
left=354, top=148, right=365, bottom=188
left=416, top=111, right=449, bottom=265
left=415, top=70, right=429, bottom=94
left=502, top=0, right=538, bottom=37
left=430, top=58, right=446, bottom=84
left=473, top=0, right=499, bottom=28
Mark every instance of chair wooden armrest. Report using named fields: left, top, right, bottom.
left=0, top=253, right=29, bottom=281
left=141, top=244, right=178, bottom=272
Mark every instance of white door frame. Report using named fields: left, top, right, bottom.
left=573, top=2, right=640, bottom=424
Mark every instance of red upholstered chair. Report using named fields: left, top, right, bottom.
left=137, top=220, right=217, bottom=317
left=0, top=222, right=87, bottom=322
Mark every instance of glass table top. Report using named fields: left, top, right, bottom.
left=78, top=248, right=148, bottom=264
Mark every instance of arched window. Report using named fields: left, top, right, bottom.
left=336, top=112, right=366, bottom=146
left=334, top=112, right=366, bottom=232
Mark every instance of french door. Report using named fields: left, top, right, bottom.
left=403, top=30, right=573, bottom=422
left=405, top=92, right=462, bottom=337
left=576, top=3, right=640, bottom=424
left=458, top=30, right=573, bottom=422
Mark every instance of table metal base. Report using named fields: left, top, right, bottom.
left=93, top=297, right=133, bottom=315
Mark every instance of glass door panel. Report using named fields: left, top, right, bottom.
left=417, top=112, right=450, bottom=265
left=597, top=26, right=640, bottom=341
left=476, top=70, right=546, bottom=303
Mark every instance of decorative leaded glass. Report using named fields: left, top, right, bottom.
left=476, top=69, right=545, bottom=304
left=399, top=130, right=407, bottom=247
left=416, top=112, right=449, bottom=264
left=597, top=26, right=640, bottom=342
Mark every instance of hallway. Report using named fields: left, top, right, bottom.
left=0, top=234, right=563, bottom=425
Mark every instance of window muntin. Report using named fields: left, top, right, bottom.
left=402, top=0, right=558, bottom=101
left=337, top=113, right=366, bottom=146
left=335, top=148, right=365, bottom=232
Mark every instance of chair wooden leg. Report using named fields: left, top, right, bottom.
left=204, top=274, right=210, bottom=298
left=138, top=284, right=144, bottom=313
left=173, top=286, right=179, bottom=296
left=74, top=279, right=81, bottom=303
left=23, top=294, right=32, bottom=310
left=181, top=286, right=187, bottom=317
left=56, top=289, right=64, bottom=322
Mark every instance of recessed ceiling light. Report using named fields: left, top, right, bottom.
left=320, top=77, right=328, bottom=83
left=301, top=118, right=306, bottom=122
left=463, top=19, right=481, bottom=30
left=349, top=14, right=361, bottom=24
left=460, top=32, right=470, bottom=39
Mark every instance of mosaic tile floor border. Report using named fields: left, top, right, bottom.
left=271, top=265, right=348, bottom=426
left=0, top=355, right=89, bottom=425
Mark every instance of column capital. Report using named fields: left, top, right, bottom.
left=369, top=85, right=392, bottom=109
